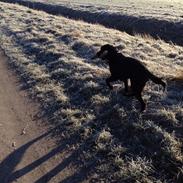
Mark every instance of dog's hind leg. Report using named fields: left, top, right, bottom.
left=136, top=93, right=146, bottom=112
left=131, top=79, right=147, bottom=112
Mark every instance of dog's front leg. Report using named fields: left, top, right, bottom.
left=106, top=76, right=116, bottom=90
left=124, top=79, right=128, bottom=93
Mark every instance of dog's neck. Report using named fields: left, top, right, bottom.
left=106, top=52, right=125, bottom=61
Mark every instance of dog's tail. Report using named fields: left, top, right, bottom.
left=146, top=70, right=166, bottom=91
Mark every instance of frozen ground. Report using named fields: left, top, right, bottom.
left=37, top=0, right=183, bottom=22
left=0, top=2, right=183, bottom=182
left=1, top=0, right=183, bottom=46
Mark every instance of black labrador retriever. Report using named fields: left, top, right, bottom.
left=92, top=44, right=166, bottom=111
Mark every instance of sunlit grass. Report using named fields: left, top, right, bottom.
left=0, top=2, right=182, bottom=182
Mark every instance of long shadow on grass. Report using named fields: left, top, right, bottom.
left=4, top=61, right=183, bottom=182
left=1, top=96, right=182, bottom=182
left=32, top=101, right=135, bottom=183
left=2, top=26, right=183, bottom=182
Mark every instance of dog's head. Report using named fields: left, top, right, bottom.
left=92, top=44, right=118, bottom=60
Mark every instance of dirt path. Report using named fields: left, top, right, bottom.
left=0, top=49, right=73, bottom=182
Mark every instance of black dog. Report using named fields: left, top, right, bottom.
left=93, top=44, right=166, bottom=111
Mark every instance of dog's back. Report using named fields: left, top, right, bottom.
left=108, top=52, right=149, bottom=80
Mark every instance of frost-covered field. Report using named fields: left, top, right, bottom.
left=33, top=0, right=183, bottom=21
left=0, top=2, right=183, bottom=183
left=1, top=0, right=183, bottom=46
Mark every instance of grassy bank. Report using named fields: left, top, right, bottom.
left=0, top=2, right=183, bottom=182
left=1, top=0, right=183, bottom=46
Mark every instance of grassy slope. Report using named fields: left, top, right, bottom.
left=0, top=2, right=183, bottom=182
left=1, top=0, right=183, bottom=46
left=31, top=0, right=183, bottom=21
